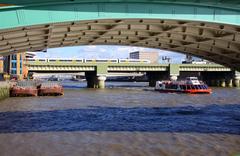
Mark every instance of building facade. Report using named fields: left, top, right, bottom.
left=3, top=53, right=32, bottom=79
left=0, top=56, right=3, bottom=73
left=129, top=51, right=159, bottom=63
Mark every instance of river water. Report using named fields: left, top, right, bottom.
left=0, top=81, right=239, bottom=156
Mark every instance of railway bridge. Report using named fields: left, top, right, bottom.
left=26, top=61, right=240, bottom=88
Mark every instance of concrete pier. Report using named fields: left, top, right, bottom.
left=226, top=79, right=233, bottom=87
left=170, top=75, right=178, bottom=81
left=85, top=71, right=97, bottom=88
left=0, top=82, right=10, bottom=100
left=234, top=79, right=240, bottom=87
left=234, top=72, right=240, bottom=87
left=97, top=76, right=106, bottom=89
left=85, top=72, right=107, bottom=89
left=220, top=79, right=226, bottom=87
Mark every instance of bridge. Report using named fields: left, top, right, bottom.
left=26, top=61, right=240, bottom=88
left=0, top=0, right=240, bottom=70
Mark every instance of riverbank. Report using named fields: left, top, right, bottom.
left=0, top=82, right=10, bottom=101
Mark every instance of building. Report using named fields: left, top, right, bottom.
left=0, top=56, right=3, bottom=73
left=3, top=52, right=35, bottom=80
left=129, top=51, right=159, bottom=63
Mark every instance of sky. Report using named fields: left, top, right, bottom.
left=35, top=45, right=187, bottom=63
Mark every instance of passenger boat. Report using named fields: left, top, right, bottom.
left=38, top=82, right=64, bottom=96
left=155, top=77, right=212, bottom=94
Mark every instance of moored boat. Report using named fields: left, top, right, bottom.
left=10, top=81, right=38, bottom=97
left=38, top=82, right=64, bottom=96
left=155, top=77, right=212, bottom=94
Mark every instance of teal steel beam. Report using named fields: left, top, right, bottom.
left=0, top=1, right=240, bottom=30
left=1, top=0, right=240, bottom=11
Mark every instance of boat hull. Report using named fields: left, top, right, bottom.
left=10, top=87, right=38, bottom=97
left=38, top=87, right=64, bottom=96
left=155, top=89, right=212, bottom=94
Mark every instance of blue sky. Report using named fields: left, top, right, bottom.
left=35, top=45, right=186, bottom=63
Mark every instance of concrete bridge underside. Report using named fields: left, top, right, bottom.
left=0, top=0, right=240, bottom=69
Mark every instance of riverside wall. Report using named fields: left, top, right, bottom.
left=0, top=82, right=10, bottom=101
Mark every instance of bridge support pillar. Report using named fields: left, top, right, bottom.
left=85, top=72, right=107, bottom=89
left=234, top=79, right=240, bottom=87
left=216, top=79, right=221, bottom=87
left=97, top=75, right=106, bottom=89
left=220, top=79, right=226, bottom=87
left=85, top=71, right=98, bottom=88
left=170, top=75, right=178, bottom=81
left=147, top=72, right=168, bottom=87
left=226, top=79, right=233, bottom=87
left=234, top=72, right=240, bottom=87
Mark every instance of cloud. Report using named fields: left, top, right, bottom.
left=34, top=45, right=187, bottom=63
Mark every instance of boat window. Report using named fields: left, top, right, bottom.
left=171, top=84, right=177, bottom=89
left=165, top=84, right=170, bottom=89
left=186, top=85, right=191, bottom=90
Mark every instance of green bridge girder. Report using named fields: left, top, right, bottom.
left=0, top=0, right=240, bottom=70
left=26, top=62, right=232, bottom=76
left=0, top=0, right=240, bottom=29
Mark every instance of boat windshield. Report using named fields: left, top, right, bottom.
left=191, top=85, right=197, bottom=89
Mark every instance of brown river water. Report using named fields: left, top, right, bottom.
left=0, top=81, right=239, bottom=156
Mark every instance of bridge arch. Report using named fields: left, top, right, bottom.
left=0, top=0, right=240, bottom=69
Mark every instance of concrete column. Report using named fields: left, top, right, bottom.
left=220, top=79, right=226, bottom=87
left=234, top=79, right=240, bottom=87
left=97, top=75, right=106, bottom=89
left=216, top=79, right=221, bottom=87
left=234, top=72, right=240, bottom=87
left=85, top=71, right=97, bottom=88
left=226, top=79, right=233, bottom=87
left=170, top=75, right=178, bottom=81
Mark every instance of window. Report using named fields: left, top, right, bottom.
left=11, top=69, right=17, bottom=74
left=60, top=60, right=72, bottom=62
left=12, top=62, right=17, bottom=68
left=11, top=55, right=17, bottom=60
